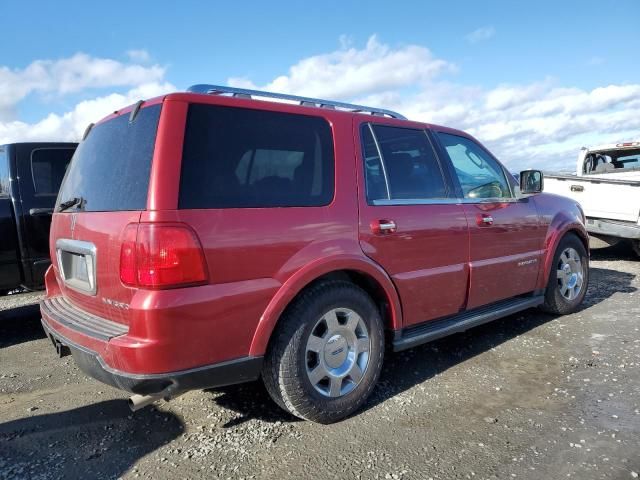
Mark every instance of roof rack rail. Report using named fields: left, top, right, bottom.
left=186, top=84, right=407, bottom=120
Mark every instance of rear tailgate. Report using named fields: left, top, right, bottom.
left=50, top=102, right=162, bottom=326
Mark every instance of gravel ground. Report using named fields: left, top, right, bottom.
left=1, top=244, right=639, bottom=480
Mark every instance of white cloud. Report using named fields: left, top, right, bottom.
left=3, top=39, right=639, bottom=173
left=228, top=36, right=640, bottom=171
left=0, top=51, right=173, bottom=144
left=126, top=49, right=151, bottom=63
left=229, top=35, right=455, bottom=100
left=0, top=81, right=175, bottom=144
left=466, top=26, right=496, bottom=44
left=0, top=53, right=165, bottom=121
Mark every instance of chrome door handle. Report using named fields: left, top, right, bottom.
left=371, top=219, right=397, bottom=234
left=570, top=185, right=584, bottom=192
left=477, top=214, right=494, bottom=226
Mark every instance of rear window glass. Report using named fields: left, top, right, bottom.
left=57, top=104, right=161, bottom=212
left=179, top=104, right=334, bottom=209
left=31, top=148, right=75, bottom=195
left=616, top=153, right=640, bottom=170
left=585, top=149, right=640, bottom=174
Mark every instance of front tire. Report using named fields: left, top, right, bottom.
left=262, top=281, right=384, bottom=424
left=541, top=233, right=589, bottom=315
left=632, top=240, right=640, bottom=258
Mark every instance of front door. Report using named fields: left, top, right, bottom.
left=434, top=131, right=544, bottom=309
left=356, top=121, right=470, bottom=327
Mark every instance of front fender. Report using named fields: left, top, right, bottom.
left=248, top=253, right=403, bottom=357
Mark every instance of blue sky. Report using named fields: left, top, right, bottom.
left=1, top=0, right=639, bottom=170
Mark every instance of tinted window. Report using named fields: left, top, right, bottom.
left=361, top=126, right=388, bottom=201
left=0, top=148, right=8, bottom=196
left=365, top=125, right=447, bottom=202
left=179, top=104, right=334, bottom=209
left=57, top=104, right=161, bottom=212
left=437, top=133, right=512, bottom=199
left=31, top=148, right=74, bottom=195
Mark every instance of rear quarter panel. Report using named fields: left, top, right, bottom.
left=144, top=99, right=401, bottom=362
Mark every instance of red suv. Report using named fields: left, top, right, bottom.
left=41, top=85, right=589, bottom=423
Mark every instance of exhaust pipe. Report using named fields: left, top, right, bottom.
left=128, top=393, right=164, bottom=412
left=128, top=390, right=185, bottom=412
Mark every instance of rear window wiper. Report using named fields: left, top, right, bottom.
left=58, top=196, right=85, bottom=212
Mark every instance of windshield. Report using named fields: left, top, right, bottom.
left=56, top=104, right=161, bottom=212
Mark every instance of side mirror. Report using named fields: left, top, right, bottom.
left=519, top=169, right=544, bottom=194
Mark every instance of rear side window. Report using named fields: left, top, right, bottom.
left=362, top=124, right=448, bottom=202
left=57, top=104, right=161, bottom=212
left=179, top=104, right=334, bottom=209
left=0, top=148, right=8, bottom=196
left=31, top=148, right=74, bottom=195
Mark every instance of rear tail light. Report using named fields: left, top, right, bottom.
left=120, top=223, right=208, bottom=289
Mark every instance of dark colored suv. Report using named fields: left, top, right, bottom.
left=41, top=85, right=589, bottom=423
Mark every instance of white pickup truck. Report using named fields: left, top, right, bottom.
left=543, top=141, right=640, bottom=257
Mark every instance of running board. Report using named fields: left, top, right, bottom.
left=393, top=295, right=544, bottom=352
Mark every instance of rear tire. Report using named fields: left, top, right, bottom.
left=632, top=240, right=640, bottom=258
left=262, top=281, right=384, bottom=424
left=541, top=233, right=589, bottom=315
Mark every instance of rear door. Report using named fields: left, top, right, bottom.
left=0, top=146, right=21, bottom=289
left=50, top=102, right=162, bottom=324
left=356, top=121, right=470, bottom=327
left=434, top=131, right=545, bottom=309
left=15, top=144, right=76, bottom=284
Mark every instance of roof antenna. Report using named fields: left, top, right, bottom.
left=129, top=100, right=145, bottom=123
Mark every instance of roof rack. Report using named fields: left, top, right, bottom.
left=186, top=84, right=407, bottom=120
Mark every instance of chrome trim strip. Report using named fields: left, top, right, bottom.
left=187, top=84, right=406, bottom=119
left=372, top=198, right=462, bottom=206
left=55, top=238, right=97, bottom=296
left=459, top=197, right=522, bottom=204
left=368, top=124, right=391, bottom=200
left=371, top=197, right=522, bottom=206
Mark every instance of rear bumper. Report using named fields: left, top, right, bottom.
left=586, top=217, right=640, bottom=240
left=41, top=316, right=263, bottom=395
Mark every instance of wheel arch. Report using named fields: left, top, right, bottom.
left=538, top=214, right=589, bottom=290
left=249, top=255, right=403, bottom=357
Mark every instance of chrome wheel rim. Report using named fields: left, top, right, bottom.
left=305, top=308, right=370, bottom=398
left=557, top=247, right=584, bottom=301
